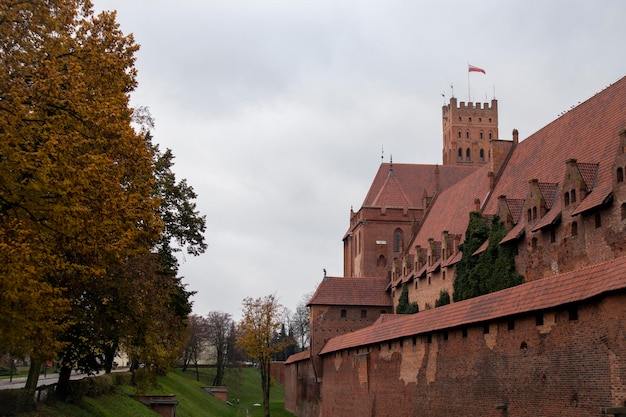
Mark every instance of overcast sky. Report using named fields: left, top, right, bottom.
left=93, top=0, right=626, bottom=321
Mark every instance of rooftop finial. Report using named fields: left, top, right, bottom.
left=389, top=155, right=394, bottom=176
left=381, top=145, right=384, bottom=163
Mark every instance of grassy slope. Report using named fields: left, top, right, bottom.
left=23, top=367, right=295, bottom=417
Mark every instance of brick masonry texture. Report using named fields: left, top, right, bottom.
left=319, top=294, right=626, bottom=417
left=285, top=75, right=626, bottom=417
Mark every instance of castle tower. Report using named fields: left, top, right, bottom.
left=442, top=97, right=499, bottom=166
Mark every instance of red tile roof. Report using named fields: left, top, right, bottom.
left=483, top=76, right=626, bottom=216
left=578, top=162, right=599, bottom=192
left=499, top=221, right=525, bottom=244
left=362, top=163, right=478, bottom=209
left=285, top=350, right=310, bottom=364
left=371, top=173, right=412, bottom=208
left=442, top=251, right=462, bottom=267
left=319, top=255, right=626, bottom=355
left=531, top=198, right=562, bottom=232
left=538, top=182, right=559, bottom=209
left=506, top=199, right=525, bottom=223
left=308, top=276, right=392, bottom=307
left=411, top=165, right=492, bottom=248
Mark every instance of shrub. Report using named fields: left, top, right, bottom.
left=67, top=373, right=115, bottom=403
left=435, top=290, right=451, bottom=307
left=0, top=389, right=35, bottom=416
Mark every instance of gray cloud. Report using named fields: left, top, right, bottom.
left=95, top=0, right=626, bottom=319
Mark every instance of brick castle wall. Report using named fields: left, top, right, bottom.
left=315, top=292, right=626, bottom=417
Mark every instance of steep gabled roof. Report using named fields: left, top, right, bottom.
left=411, top=165, right=492, bottom=248
left=371, top=173, right=412, bottom=207
left=505, top=199, right=526, bottom=223
left=577, top=162, right=599, bottom=193
left=319, top=255, right=626, bottom=355
left=483, top=76, right=626, bottom=216
left=308, top=276, right=392, bottom=307
left=538, top=182, right=559, bottom=209
left=362, top=163, right=478, bottom=208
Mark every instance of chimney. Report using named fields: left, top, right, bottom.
left=513, top=128, right=519, bottom=144
left=488, top=171, right=495, bottom=191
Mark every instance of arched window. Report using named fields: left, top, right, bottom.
left=466, top=148, right=471, bottom=161
left=479, top=132, right=483, bottom=139
left=458, top=131, right=462, bottom=139
left=466, top=131, right=470, bottom=139
left=571, top=189, right=577, bottom=203
left=458, top=148, right=463, bottom=161
left=479, top=149, right=485, bottom=162
left=393, top=229, right=403, bottom=252
left=377, top=255, right=386, bottom=267
left=572, top=221, right=578, bottom=237
left=527, top=209, right=532, bottom=221
left=565, top=192, right=570, bottom=206
left=622, top=203, right=626, bottom=220
left=532, top=207, right=537, bottom=220
left=617, top=167, right=624, bottom=183
left=489, top=132, right=493, bottom=140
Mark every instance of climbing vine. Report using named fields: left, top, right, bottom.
left=453, top=213, right=523, bottom=302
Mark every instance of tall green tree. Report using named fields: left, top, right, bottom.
left=0, top=0, right=208, bottom=396
left=1, top=0, right=163, bottom=394
left=237, top=294, right=288, bottom=417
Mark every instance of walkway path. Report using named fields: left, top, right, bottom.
left=0, top=369, right=128, bottom=390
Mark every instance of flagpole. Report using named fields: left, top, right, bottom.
left=467, top=62, right=470, bottom=102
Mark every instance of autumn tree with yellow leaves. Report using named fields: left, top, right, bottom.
left=237, top=294, right=288, bottom=417
left=0, top=0, right=205, bottom=399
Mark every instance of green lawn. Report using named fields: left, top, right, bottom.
left=20, top=366, right=295, bottom=417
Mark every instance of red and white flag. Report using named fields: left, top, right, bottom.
left=468, top=64, right=486, bottom=74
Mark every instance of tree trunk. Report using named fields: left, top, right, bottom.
left=261, top=359, right=271, bottom=417
left=181, top=351, right=190, bottom=372
left=213, top=350, right=224, bottom=386
left=55, top=365, right=73, bottom=401
left=25, top=359, right=42, bottom=391
left=103, top=342, right=117, bottom=374
left=194, top=350, right=199, bottom=382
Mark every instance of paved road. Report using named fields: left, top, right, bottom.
left=0, top=369, right=128, bottom=390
